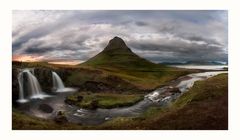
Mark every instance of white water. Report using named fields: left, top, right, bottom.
left=52, top=71, right=76, bottom=92
left=177, top=71, right=228, bottom=92
left=17, top=69, right=49, bottom=103
left=145, top=71, right=227, bottom=103
left=17, top=72, right=28, bottom=103
left=145, top=87, right=169, bottom=103
left=52, top=72, right=65, bottom=90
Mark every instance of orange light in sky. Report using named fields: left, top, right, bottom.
left=12, top=55, right=43, bottom=62
left=13, top=55, right=82, bottom=65
left=48, top=61, right=82, bottom=65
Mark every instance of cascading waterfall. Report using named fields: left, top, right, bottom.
left=17, top=69, right=49, bottom=103
left=52, top=71, right=65, bottom=91
left=52, top=71, right=76, bottom=92
left=17, top=71, right=27, bottom=103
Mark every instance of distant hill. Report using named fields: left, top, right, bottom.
left=81, top=36, right=166, bottom=70
left=159, top=60, right=228, bottom=65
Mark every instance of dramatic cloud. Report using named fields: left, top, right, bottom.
left=12, top=10, right=228, bottom=64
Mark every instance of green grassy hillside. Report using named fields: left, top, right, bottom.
left=13, top=74, right=228, bottom=130
left=82, top=37, right=171, bottom=70
left=97, top=74, right=228, bottom=130
left=80, top=37, right=194, bottom=89
left=13, top=37, right=196, bottom=91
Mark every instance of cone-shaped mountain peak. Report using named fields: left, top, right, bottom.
left=82, top=36, right=160, bottom=69
left=103, top=36, right=131, bottom=52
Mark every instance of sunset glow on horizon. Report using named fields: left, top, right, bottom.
left=48, top=60, right=82, bottom=65
left=13, top=55, right=82, bottom=65
left=12, top=55, right=43, bottom=62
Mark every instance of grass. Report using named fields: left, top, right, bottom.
left=65, top=92, right=144, bottom=109
left=173, top=73, right=228, bottom=108
left=64, top=61, right=194, bottom=91
left=13, top=74, right=228, bottom=130
left=96, top=73, right=228, bottom=130
left=75, top=64, right=195, bottom=91
left=12, top=109, right=83, bottom=130
left=80, top=41, right=196, bottom=90
left=92, top=65, right=192, bottom=90
left=12, top=37, right=227, bottom=129
left=12, top=61, right=57, bottom=69
left=13, top=59, right=195, bottom=92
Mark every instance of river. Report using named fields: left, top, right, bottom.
left=16, top=71, right=227, bottom=125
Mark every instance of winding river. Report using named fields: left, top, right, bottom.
left=16, top=71, right=227, bottom=125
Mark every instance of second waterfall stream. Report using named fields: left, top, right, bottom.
left=52, top=71, right=77, bottom=92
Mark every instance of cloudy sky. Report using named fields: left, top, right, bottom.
left=12, top=10, right=228, bottom=65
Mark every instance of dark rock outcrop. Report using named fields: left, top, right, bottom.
left=34, top=68, right=52, bottom=92
left=34, top=68, right=72, bottom=92
left=12, top=68, right=20, bottom=105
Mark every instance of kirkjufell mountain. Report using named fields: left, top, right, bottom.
left=82, top=36, right=164, bottom=69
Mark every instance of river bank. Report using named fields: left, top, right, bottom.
left=13, top=70, right=227, bottom=127
left=13, top=73, right=228, bottom=130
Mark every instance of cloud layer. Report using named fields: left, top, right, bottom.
left=12, top=10, right=228, bottom=63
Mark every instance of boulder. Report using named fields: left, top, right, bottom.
left=77, top=95, right=83, bottom=102
left=54, top=111, right=68, bottom=123
left=89, top=99, right=99, bottom=110
left=38, top=104, right=53, bottom=113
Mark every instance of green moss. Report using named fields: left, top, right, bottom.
left=66, top=92, right=144, bottom=109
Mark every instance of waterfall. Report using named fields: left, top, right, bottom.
left=17, top=72, right=27, bottom=103
left=52, top=71, right=65, bottom=91
left=52, top=71, right=76, bottom=92
left=17, top=69, right=49, bottom=103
